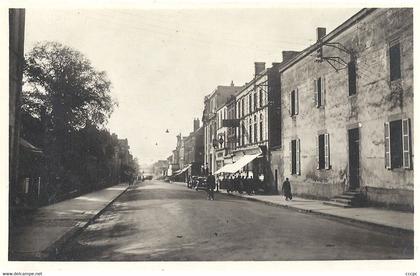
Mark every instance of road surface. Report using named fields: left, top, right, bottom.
left=58, top=180, right=413, bottom=261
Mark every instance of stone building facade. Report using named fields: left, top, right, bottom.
left=279, top=8, right=413, bottom=209
left=202, top=83, right=243, bottom=174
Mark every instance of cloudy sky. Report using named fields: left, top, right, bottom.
left=24, top=6, right=359, bottom=165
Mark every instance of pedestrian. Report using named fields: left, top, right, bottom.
left=282, top=178, right=293, bottom=201
left=206, top=172, right=216, bottom=200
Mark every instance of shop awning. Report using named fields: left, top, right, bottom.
left=174, top=164, right=191, bottom=176
left=215, top=153, right=262, bottom=174
left=214, top=163, right=235, bottom=175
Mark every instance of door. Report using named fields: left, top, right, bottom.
left=348, top=128, right=360, bottom=190
left=274, top=169, right=278, bottom=193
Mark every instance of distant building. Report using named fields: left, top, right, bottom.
left=202, top=82, right=243, bottom=174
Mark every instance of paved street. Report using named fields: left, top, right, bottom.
left=58, top=180, right=413, bottom=261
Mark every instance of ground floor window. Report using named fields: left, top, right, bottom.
left=317, top=133, right=330, bottom=170
left=385, top=118, right=411, bottom=169
left=290, top=138, right=300, bottom=175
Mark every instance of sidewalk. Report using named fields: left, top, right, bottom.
left=220, top=190, right=414, bottom=233
left=9, top=183, right=130, bottom=260
left=172, top=181, right=413, bottom=233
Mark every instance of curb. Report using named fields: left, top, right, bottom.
left=223, top=192, right=413, bottom=235
left=46, top=184, right=131, bottom=260
left=12, top=184, right=131, bottom=261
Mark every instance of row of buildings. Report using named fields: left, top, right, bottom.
left=168, top=8, right=413, bottom=210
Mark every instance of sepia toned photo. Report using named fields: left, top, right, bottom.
left=7, top=4, right=414, bottom=266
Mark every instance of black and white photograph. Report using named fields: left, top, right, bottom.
left=3, top=0, right=417, bottom=273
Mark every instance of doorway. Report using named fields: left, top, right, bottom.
left=348, top=128, right=360, bottom=190
left=274, top=169, right=278, bottom=193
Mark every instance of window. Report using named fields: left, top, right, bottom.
left=249, top=118, right=252, bottom=144
left=254, top=115, right=257, bottom=143
left=242, top=98, right=245, bottom=117
left=237, top=101, right=240, bottom=119
left=348, top=60, right=356, bottom=96
left=385, top=118, right=411, bottom=169
left=254, top=93, right=257, bottom=110
left=389, top=42, right=401, bottom=81
left=290, top=139, right=300, bottom=175
left=316, top=133, right=330, bottom=170
left=249, top=94, right=252, bottom=113
left=259, top=114, right=263, bottom=141
left=313, top=77, right=325, bottom=107
left=259, top=89, right=263, bottom=107
left=290, top=89, right=299, bottom=116
left=241, top=124, right=245, bottom=145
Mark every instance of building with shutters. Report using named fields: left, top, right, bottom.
left=279, top=8, right=413, bottom=210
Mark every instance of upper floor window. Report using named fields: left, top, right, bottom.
left=259, top=89, right=263, bottom=107
left=259, top=114, right=263, bottom=141
left=385, top=118, right=411, bottom=169
left=249, top=94, right=252, bottom=113
left=313, top=77, right=325, bottom=107
left=254, top=92, right=257, bottom=110
left=249, top=118, right=252, bottom=144
left=254, top=115, right=258, bottom=143
left=389, top=41, right=401, bottom=81
left=348, top=60, right=357, bottom=96
left=242, top=98, right=245, bottom=117
left=290, top=89, right=299, bottom=116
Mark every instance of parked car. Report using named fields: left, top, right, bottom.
left=194, top=176, right=207, bottom=191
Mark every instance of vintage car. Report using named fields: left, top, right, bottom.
left=193, top=176, right=207, bottom=191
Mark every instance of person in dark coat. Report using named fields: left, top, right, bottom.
left=206, top=172, right=216, bottom=200
left=282, top=178, right=293, bottom=201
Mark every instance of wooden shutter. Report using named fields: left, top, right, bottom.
left=402, top=118, right=411, bottom=169
left=324, top=133, right=330, bottom=169
left=321, top=76, right=326, bottom=106
left=289, top=91, right=292, bottom=116
left=316, top=135, right=319, bottom=169
left=384, top=122, right=391, bottom=169
left=296, top=138, right=301, bottom=175
left=313, top=79, right=318, bottom=107
left=295, top=88, right=299, bottom=115
left=289, top=140, right=293, bottom=174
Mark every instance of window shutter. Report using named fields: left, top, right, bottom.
left=296, top=138, right=301, bottom=175
left=321, top=76, right=326, bottom=106
left=402, top=118, right=411, bottom=169
left=313, top=79, right=318, bottom=107
left=289, top=91, right=292, bottom=116
left=316, top=135, right=319, bottom=169
left=289, top=140, right=293, bottom=174
left=324, top=133, right=330, bottom=169
left=295, top=88, right=299, bottom=115
left=384, top=122, right=391, bottom=169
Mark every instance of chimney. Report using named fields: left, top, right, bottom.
left=282, top=51, right=300, bottom=62
left=193, top=118, right=200, bottom=132
left=254, top=62, right=265, bottom=76
left=230, top=80, right=234, bottom=87
left=317, top=27, right=326, bottom=41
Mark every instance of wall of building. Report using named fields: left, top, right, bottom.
left=280, top=8, right=413, bottom=209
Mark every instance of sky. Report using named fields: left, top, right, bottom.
left=24, top=6, right=360, bottom=166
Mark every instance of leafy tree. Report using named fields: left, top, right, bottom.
left=21, top=41, right=118, bottom=202
left=23, top=41, right=116, bottom=130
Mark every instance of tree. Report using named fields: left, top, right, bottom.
left=21, top=41, right=117, bottom=202
left=23, top=41, right=116, bottom=130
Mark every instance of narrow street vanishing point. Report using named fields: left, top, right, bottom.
left=58, top=180, right=413, bottom=261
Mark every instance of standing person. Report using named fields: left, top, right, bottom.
left=206, top=172, right=216, bottom=200
left=282, top=178, right=293, bottom=201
